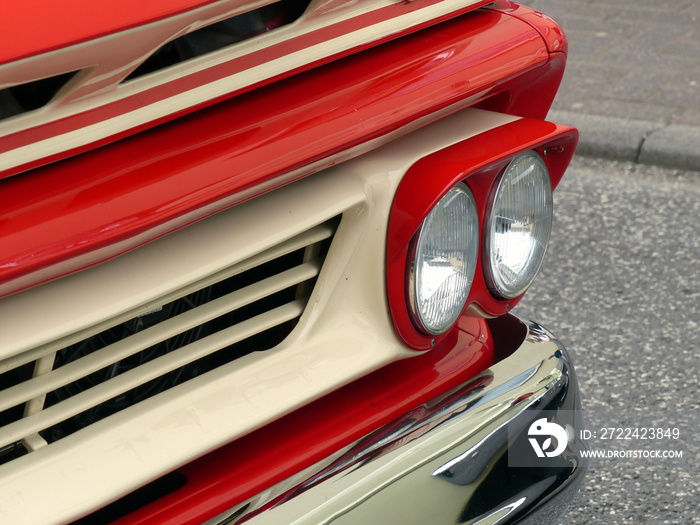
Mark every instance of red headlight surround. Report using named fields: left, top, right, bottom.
left=386, top=117, right=578, bottom=350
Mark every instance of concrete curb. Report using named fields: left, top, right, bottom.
left=548, top=110, right=700, bottom=172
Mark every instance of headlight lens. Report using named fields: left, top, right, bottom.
left=485, top=151, right=553, bottom=299
left=409, top=183, right=479, bottom=335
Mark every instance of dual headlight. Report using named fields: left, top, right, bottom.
left=408, top=151, right=553, bottom=335
left=408, top=183, right=479, bottom=335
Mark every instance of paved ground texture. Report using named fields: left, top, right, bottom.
left=527, top=0, right=700, bottom=170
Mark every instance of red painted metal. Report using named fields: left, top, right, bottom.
left=1, top=0, right=495, bottom=66
left=386, top=119, right=578, bottom=350
left=2, top=0, right=224, bottom=64
left=0, top=9, right=553, bottom=297
left=0, top=0, right=492, bottom=179
left=109, top=316, right=495, bottom=525
left=473, top=51, right=567, bottom=121
left=491, top=0, right=569, bottom=54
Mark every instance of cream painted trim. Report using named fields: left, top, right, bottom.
left=0, top=108, right=520, bottom=525
left=0, top=0, right=484, bottom=174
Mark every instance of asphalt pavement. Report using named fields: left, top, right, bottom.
left=528, top=0, right=700, bottom=170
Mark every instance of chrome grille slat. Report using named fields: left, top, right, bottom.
left=0, top=300, right=305, bottom=450
left=0, top=260, right=321, bottom=415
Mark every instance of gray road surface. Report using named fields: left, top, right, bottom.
left=530, top=0, right=700, bottom=127
left=516, top=156, right=700, bottom=524
left=528, top=0, right=700, bottom=171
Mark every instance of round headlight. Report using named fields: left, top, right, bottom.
left=409, top=183, right=479, bottom=335
left=485, top=151, right=553, bottom=299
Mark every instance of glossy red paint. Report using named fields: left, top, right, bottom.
left=387, top=118, right=578, bottom=350
left=1, top=0, right=496, bottom=66
left=2, top=0, right=220, bottom=64
left=109, top=316, right=495, bottom=525
left=473, top=51, right=567, bottom=121
left=0, top=0, right=492, bottom=179
left=491, top=0, right=569, bottom=54
left=0, top=10, right=553, bottom=297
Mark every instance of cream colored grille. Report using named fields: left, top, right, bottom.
left=0, top=219, right=336, bottom=464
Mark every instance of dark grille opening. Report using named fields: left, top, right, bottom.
left=0, top=363, right=33, bottom=426
left=0, top=363, right=34, bottom=464
left=0, top=71, right=77, bottom=122
left=124, top=0, right=311, bottom=82
left=44, top=288, right=214, bottom=413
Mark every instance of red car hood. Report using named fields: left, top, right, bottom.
left=2, top=0, right=219, bottom=64
left=0, top=0, right=490, bottom=179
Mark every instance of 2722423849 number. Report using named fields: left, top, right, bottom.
left=597, top=427, right=680, bottom=440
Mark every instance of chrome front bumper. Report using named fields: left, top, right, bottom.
left=209, top=315, right=586, bottom=525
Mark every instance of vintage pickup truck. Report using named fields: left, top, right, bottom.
left=0, top=1, right=585, bottom=523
